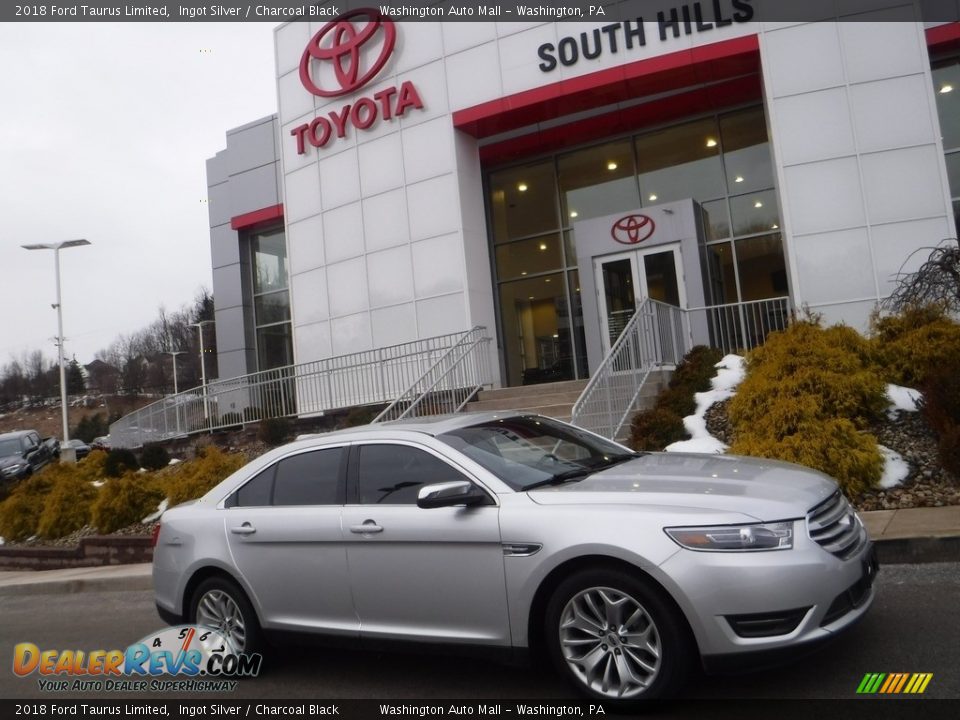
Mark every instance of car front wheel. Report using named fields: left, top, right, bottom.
left=545, top=568, right=691, bottom=702
left=189, top=576, right=263, bottom=655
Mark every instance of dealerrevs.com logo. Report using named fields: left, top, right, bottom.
left=290, top=7, right=425, bottom=155
left=299, top=8, right=396, bottom=97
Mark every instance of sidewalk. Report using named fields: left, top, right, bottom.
left=0, top=506, right=958, bottom=596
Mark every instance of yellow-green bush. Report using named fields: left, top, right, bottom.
left=728, top=320, right=886, bottom=493
left=36, top=461, right=102, bottom=539
left=91, top=473, right=166, bottom=534
left=730, top=419, right=883, bottom=496
left=163, top=446, right=247, bottom=508
left=870, top=306, right=960, bottom=386
left=0, top=472, right=54, bottom=541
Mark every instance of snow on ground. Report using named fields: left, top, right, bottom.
left=91, top=480, right=105, bottom=487
left=665, top=355, right=745, bottom=454
left=142, top=498, right=169, bottom=523
left=886, top=383, right=922, bottom=419
left=168, top=458, right=181, bottom=465
left=879, top=445, right=911, bottom=489
left=0, top=537, right=5, bottom=546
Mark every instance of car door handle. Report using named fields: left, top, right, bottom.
left=350, top=521, right=383, bottom=534
left=230, top=523, right=256, bottom=536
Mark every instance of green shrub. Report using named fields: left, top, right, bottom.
left=730, top=419, right=883, bottom=496
left=728, top=320, right=886, bottom=494
left=37, top=472, right=98, bottom=539
left=163, top=447, right=247, bottom=507
left=104, top=448, right=139, bottom=478
left=258, top=417, right=290, bottom=447
left=140, top=444, right=171, bottom=471
left=629, top=408, right=687, bottom=451
left=91, top=473, right=166, bottom=534
left=656, top=385, right=697, bottom=418
left=0, top=472, right=54, bottom=541
left=870, top=306, right=960, bottom=386
left=73, top=412, right=108, bottom=444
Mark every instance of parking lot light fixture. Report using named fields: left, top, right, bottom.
left=21, top=239, right=91, bottom=460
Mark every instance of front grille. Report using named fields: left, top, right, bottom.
left=806, top=490, right=866, bottom=560
left=726, top=607, right=811, bottom=638
left=821, top=572, right=874, bottom=626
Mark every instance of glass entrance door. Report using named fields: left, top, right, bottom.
left=594, top=245, right=685, bottom=353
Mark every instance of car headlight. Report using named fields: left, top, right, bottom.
left=665, top=521, right=794, bottom=551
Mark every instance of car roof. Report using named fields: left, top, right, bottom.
left=296, top=410, right=545, bottom=443
left=0, top=430, right=33, bottom=439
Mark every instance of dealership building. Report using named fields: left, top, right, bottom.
left=206, top=4, right=960, bottom=405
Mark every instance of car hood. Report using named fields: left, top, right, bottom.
left=527, top=452, right=837, bottom=521
left=0, top=454, right=25, bottom=470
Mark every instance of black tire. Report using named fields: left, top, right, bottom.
left=189, top=576, right=263, bottom=655
left=544, top=568, right=692, bottom=703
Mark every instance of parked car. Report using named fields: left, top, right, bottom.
left=0, top=430, right=60, bottom=481
left=90, top=436, right=111, bottom=451
left=153, top=413, right=877, bottom=703
left=62, top=439, right=91, bottom=461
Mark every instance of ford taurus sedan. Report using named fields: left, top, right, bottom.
left=153, top=412, right=877, bottom=702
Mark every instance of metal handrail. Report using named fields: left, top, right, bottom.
left=109, top=327, right=491, bottom=448
left=571, top=299, right=688, bottom=440
left=373, top=327, right=492, bottom=423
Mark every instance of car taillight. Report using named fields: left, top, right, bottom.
left=151, top=522, right=161, bottom=547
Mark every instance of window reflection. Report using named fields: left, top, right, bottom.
left=636, top=118, right=726, bottom=204
left=559, top=141, right=640, bottom=223
left=489, top=161, right=559, bottom=242
left=735, top=234, right=788, bottom=302
left=720, top=107, right=775, bottom=194
left=932, top=59, right=960, bottom=152
left=495, top=234, right=563, bottom=281
left=701, top=242, right=738, bottom=304
left=730, top=190, right=780, bottom=237
left=252, top=229, right=288, bottom=294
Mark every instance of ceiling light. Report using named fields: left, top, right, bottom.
left=528, top=296, right=535, bottom=300
left=607, top=161, right=618, bottom=171
left=648, top=194, right=658, bottom=201
left=754, top=201, right=763, bottom=208
left=517, top=183, right=528, bottom=192
left=545, top=278, right=551, bottom=283
left=569, top=210, right=578, bottom=218
left=539, top=242, right=548, bottom=251
left=706, top=138, right=718, bottom=148
left=521, top=271, right=527, bottom=276
left=735, top=176, right=744, bottom=183
left=772, top=224, right=779, bottom=229
left=552, top=334, right=559, bottom=338
left=940, top=84, right=954, bottom=94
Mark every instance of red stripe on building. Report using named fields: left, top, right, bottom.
left=926, top=22, right=960, bottom=52
left=230, top=203, right=284, bottom=231
left=453, top=35, right=760, bottom=140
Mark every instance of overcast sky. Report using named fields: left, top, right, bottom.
left=0, top=22, right=279, bottom=368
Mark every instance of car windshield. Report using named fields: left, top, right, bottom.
left=438, top=416, right=639, bottom=491
left=0, top=439, right=21, bottom=456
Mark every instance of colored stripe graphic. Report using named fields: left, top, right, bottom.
left=857, top=673, right=932, bottom=694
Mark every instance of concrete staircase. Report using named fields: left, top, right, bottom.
left=465, top=369, right=672, bottom=435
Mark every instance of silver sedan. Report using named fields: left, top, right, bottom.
left=152, top=412, right=876, bottom=703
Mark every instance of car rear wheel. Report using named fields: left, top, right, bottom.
left=545, top=568, right=691, bottom=702
left=189, top=576, right=262, bottom=655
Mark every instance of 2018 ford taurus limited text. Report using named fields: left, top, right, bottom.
left=152, top=413, right=877, bottom=702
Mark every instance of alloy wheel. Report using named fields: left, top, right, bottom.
left=195, top=589, right=247, bottom=652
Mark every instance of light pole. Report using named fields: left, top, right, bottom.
left=164, top=350, right=186, bottom=435
left=21, top=239, right=91, bottom=461
left=189, top=320, right=214, bottom=421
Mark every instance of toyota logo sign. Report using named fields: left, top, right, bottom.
left=299, top=8, right=396, bottom=97
left=611, top=214, right=656, bottom=245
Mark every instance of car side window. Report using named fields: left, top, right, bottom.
left=231, top=465, right=275, bottom=507
left=273, top=448, right=342, bottom=506
left=356, top=444, right=468, bottom=505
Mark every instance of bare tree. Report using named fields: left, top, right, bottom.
left=885, top=239, right=960, bottom=312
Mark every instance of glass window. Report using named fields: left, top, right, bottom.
left=251, top=229, right=288, bottom=294
left=701, top=242, right=739, bottom=305
left=730, top=189, right=780, bottom=237
left=254, top=291, right=291, bottom=325
left=489, top=161, right=559, bottom=242
left=946, top=152, right=960, bottom=197
left=495, top=234, right=564, bottom=281
left=558, top=140, right=640, bottom=223
left=735, top=234, right=788, bottom=301
left=273, top=449, right=342, bottom=506
left=231, top=465, right=275, bottom=507
left=357, top=445, right=466, bottom=505
left=635, top=118, right=726, bottom=204
left=932, top=60, right=960, bottom=151
left=720, top=108, right=775, bottom=194
left=257, top=324, right=294, bottom=371
left=701, top=199, right=731, bottom=241
left=567, top=270, right=587, bottom=379
left=498, top=273, right=573, bottom=386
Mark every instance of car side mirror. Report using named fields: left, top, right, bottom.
left=417, top=480, right=489, bottom=509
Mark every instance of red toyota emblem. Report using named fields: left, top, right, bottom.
left=299, top=8, right=396, bottom=98
left=611, top=214, right=656, bottom=245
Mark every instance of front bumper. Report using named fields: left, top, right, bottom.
left=657, top=528, right=877, bottom=661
